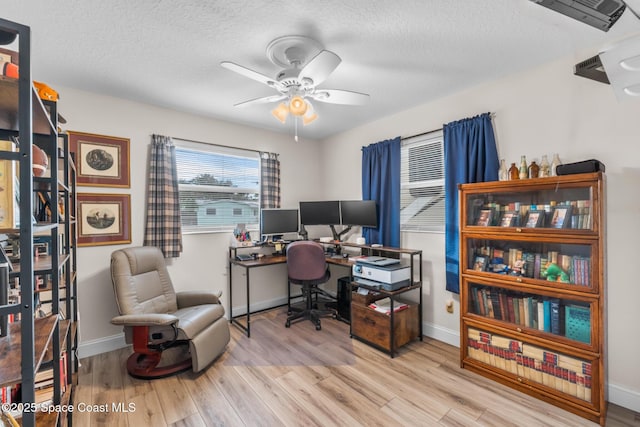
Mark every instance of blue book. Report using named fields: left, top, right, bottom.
left=550, top=299, right=561, bottom=335
left=543, top=300, right=551, bottom=332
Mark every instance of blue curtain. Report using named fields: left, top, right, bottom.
left=444, top=113, right=498, bottom=293
left=362, top=137, right=401, bottom=247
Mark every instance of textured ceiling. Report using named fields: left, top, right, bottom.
left=2, top=1, right=640, bottom=140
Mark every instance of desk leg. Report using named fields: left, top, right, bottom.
left=228, top=261, right=233, bottom=323
left=246, top=268, right=251, bottom=338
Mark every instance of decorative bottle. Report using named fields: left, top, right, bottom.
left=498, top=159, right=508, bottom=181
left=550, top=153, right=561, bottom=176
left=528, top=161, right=539, bottom=179
left=508, top=162, right=519, bottom=180
left=519, top=155, right=528, bottom=179
left=539, top=155, right=550, bottom=177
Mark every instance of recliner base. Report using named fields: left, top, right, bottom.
left=126, top=340, right=192, bottom=380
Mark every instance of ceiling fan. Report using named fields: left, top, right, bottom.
left=221, top=35, right=369, bottom=139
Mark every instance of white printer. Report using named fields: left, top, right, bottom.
left=352, top=257, right=411, bottom=291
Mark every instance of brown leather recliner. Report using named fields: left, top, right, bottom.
left=110, top=246, right=230, bottom=379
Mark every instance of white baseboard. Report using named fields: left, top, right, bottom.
left=608, top=383, right=640, bottom=412
left=230, top=296, right=288, bottom=318
left=78, top=333, right=128, bottom=359
left=422, top=320, right=460, bottom=348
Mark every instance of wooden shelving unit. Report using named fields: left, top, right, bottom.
left=458, top=172, right=605, bottom=425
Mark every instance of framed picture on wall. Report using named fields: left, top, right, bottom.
left=77, top=193, right=131, bottom=246
left=69, top=131, right=130, bottom=188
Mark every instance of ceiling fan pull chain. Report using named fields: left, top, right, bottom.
left=294, top=117, right=299, bottom=142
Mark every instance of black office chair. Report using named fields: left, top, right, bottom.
left=285, top=241, right=334, bottom=330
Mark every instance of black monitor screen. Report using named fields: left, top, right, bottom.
left=260, top=209, right=299, bottom=236
left=299, top=201, right=341, bottom=225
left=340, top=200, right=378, bottom=227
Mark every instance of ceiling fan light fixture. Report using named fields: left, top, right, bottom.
left=302, top=100, right=317, bottom=125
left=272, top=102, right=289, bottom=123
left=289, top=95, right=308, bottom=116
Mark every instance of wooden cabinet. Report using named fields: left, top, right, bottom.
left=0, top=17, right=77, bottom=427
left=347, top=244, right=423, bottom=357
left=458, top=172, right=605, bottom=425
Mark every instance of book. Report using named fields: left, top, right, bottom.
left=368, top=297, right=408, bottom=315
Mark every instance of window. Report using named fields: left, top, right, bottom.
left=174, top=140, right=260, bottom=233
left=400, top=130, right=445, bottom=232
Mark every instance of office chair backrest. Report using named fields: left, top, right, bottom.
left=286, top=241, right=328, bottom=282
left=111, top=246, right=178, bottom=316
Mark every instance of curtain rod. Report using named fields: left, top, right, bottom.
left=169, top=136, right=274, bottom=156
left=402, top=112, right=496, bottom=141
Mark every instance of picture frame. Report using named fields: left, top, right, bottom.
left=550, top=206, right=571, bottom=229
left=472, top=255, right=489, bottom=272
left=475, top=209, right=493, bottom=227
left=499, top=211, right=518, bottom=227
left=77, top=193, right=131, bottom=246
left=525, top=210, right=545, bottom=228
left=69, top=131, right=130, bottom=188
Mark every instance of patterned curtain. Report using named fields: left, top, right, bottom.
left=260, top=152, right=281, bottom=209
left=143, top=134, right=183, bottom=257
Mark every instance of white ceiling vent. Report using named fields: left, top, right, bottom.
left=529, top=0, right=627, bottom=31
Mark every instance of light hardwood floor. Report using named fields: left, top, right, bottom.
left=74, top=308, right=639, bottom=426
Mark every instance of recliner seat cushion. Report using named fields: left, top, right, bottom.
left=174, top=304, right=226, bottom=340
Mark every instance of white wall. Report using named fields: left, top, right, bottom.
left=322, top=47, right=640, bottom=411
left=55, top=88, right=325, bottom=355
left=58, top=42, right=639, bottom=411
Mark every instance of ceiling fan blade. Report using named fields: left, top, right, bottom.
left=220, top=61, right=283, bottom=90
left=310, top=89, right=370, bottom=105
left=234, top=94, right=287, bottom=107
left=298, top=50, right=341, bottom=86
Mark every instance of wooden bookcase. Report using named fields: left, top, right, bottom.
left=458, top=172, right=605, bottom=425
left=0, top=18, right=78, bottom=427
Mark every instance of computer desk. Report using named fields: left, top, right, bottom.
left=228, top=243, right=423, bottom=357
left=228, top=247, right=352, bottom=337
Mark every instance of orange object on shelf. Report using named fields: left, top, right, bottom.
left=2, top=61, right=18, bottom=78
left=34, top=80, right=59, bottom=101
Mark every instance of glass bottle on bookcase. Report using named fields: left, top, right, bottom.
left=509, top=163, right=519, bottom=180
left=551, top=153, right=561, bottom=177
left=498, top=159, right=508, bottom=181
left=540, top=155, right=550, bottom=177
left=519, top=156, right=528, bottom=179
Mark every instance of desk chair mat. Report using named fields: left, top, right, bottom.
left=225, top=309, right=355, bottom=367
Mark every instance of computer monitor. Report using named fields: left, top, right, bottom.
left=299, top=201, right=341, bottom=225
left=340, top=200, right=378, bottom=228
left=260, top=209, right=299, bottom=237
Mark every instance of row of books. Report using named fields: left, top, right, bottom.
left=468, top=285, right=591, bottom=343
left=467, top=328, right=592, bottom=402
left=0, top=353, right=67, bottom=419
left=473, top=246, right=591, bottom=286
left=475, top=200, right=591, bottom=230
left=368, top=297, right=409, bottom=315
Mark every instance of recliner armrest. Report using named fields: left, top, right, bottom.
left=176, top=291, right=222, bottom=308
left=111, top=313, right=178, bottom=327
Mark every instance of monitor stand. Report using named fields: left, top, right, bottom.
left=329, top=225, right=352, bottom=254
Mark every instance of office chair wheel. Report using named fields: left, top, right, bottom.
left=285, top=320, right=291, bottom=328
left=315, top=323, right=321, bottom=331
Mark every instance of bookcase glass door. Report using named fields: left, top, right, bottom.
left=464, top=184, right=594, bottom=231
left=464, top=280, right=595, bottom=347
left=466, top=326, right=596, bottom=404
left=464, top=237, right=596, bottom=292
